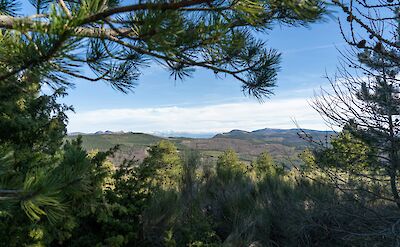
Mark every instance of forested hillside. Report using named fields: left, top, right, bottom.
left=66, top=128, right=334, bottom=164
left=1, top=0, right=400, bottom=246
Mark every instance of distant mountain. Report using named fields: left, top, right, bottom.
left=69, top=130, right=215, bottom=138
left=94, top=130, right=125, bottom=135
left=214, top=128, right=334, bottom=148
left=66, top=128, right=336, bottom=165
left=213, top=129, right=250, bottom=139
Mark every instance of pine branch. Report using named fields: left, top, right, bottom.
left=0, top=15, right=136, bottom=38
left=0, top=0, right=326, bottom=97
left=0, top=33, right=68, bottom=81
left=81, top=0, right=211, bottom=25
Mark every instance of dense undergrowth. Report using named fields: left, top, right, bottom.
left=3, top=137, right=398, bottom=246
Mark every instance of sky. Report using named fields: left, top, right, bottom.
left=36, top=3, right=347, bottom=135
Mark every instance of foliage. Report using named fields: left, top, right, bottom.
left=6, top=0, right=400, bottom=246
left=0, top=1, right=328, bottom=244
left=216, top=148, right=248, bottom=176
left=0, top=70, right=110, bottom=245
left=313, top=129, right=377, bottom=173
left=250, top=151, right=284, bottom=179
left=62, top=158, right=148, bottom=246
left=0, top=0, right=326, bottom=99
left=313, top=0, right=400, bottom=211
left=138, top=144, right=382, bottom=246
left=299, top=136, right=400, bottom=245
left=0, top=137, right=113, bottom=246
left=143, top=140, right=183, bottom=189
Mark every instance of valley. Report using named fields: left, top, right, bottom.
left=67, top=128, right=334, bottom=165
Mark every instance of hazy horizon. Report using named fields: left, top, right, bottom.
left=67, top=124, right=336, bottom=138
left=53, top=6, right=346, bottom=134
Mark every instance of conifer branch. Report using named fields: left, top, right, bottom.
left=0, top=15, right=135, bottom=38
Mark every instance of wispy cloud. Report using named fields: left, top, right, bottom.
left=67, top=98, right=329, bottom=133
left=282, top=42, right=346, bottom=55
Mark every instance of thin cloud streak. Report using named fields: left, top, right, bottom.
left=67, top=98, right=329, bottom=133
left=282, top=42, right=346, bottom=54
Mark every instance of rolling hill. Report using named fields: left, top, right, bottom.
left=66, top=128, right=334, bottom=165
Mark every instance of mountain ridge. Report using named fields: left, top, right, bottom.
left=68, top=127, right=334, bottom=139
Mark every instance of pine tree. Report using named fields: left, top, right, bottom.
left=0, top=0, right=328, bottom=244
left=0, top=0, right=326, bottom=98
left=314, top=1, right=400, bottom=208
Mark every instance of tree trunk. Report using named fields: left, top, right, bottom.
left=388, top=115, right=400, bottom=209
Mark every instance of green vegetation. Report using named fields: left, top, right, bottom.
left=1, top=0, right=400, bottom=246
left=66, top=133, right=162, bottom=151
left=65, top=129, right=328, bottom=165
left=315, top=0, right=400, bottom=210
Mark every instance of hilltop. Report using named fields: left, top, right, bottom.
left=66, top=128, right=334, bottom=165
left=214, top=128, right=333, bottom=148
left=178, top=128, right=333, bottom=163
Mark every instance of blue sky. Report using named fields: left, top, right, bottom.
left=30, top=3, right=347, bottom=134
